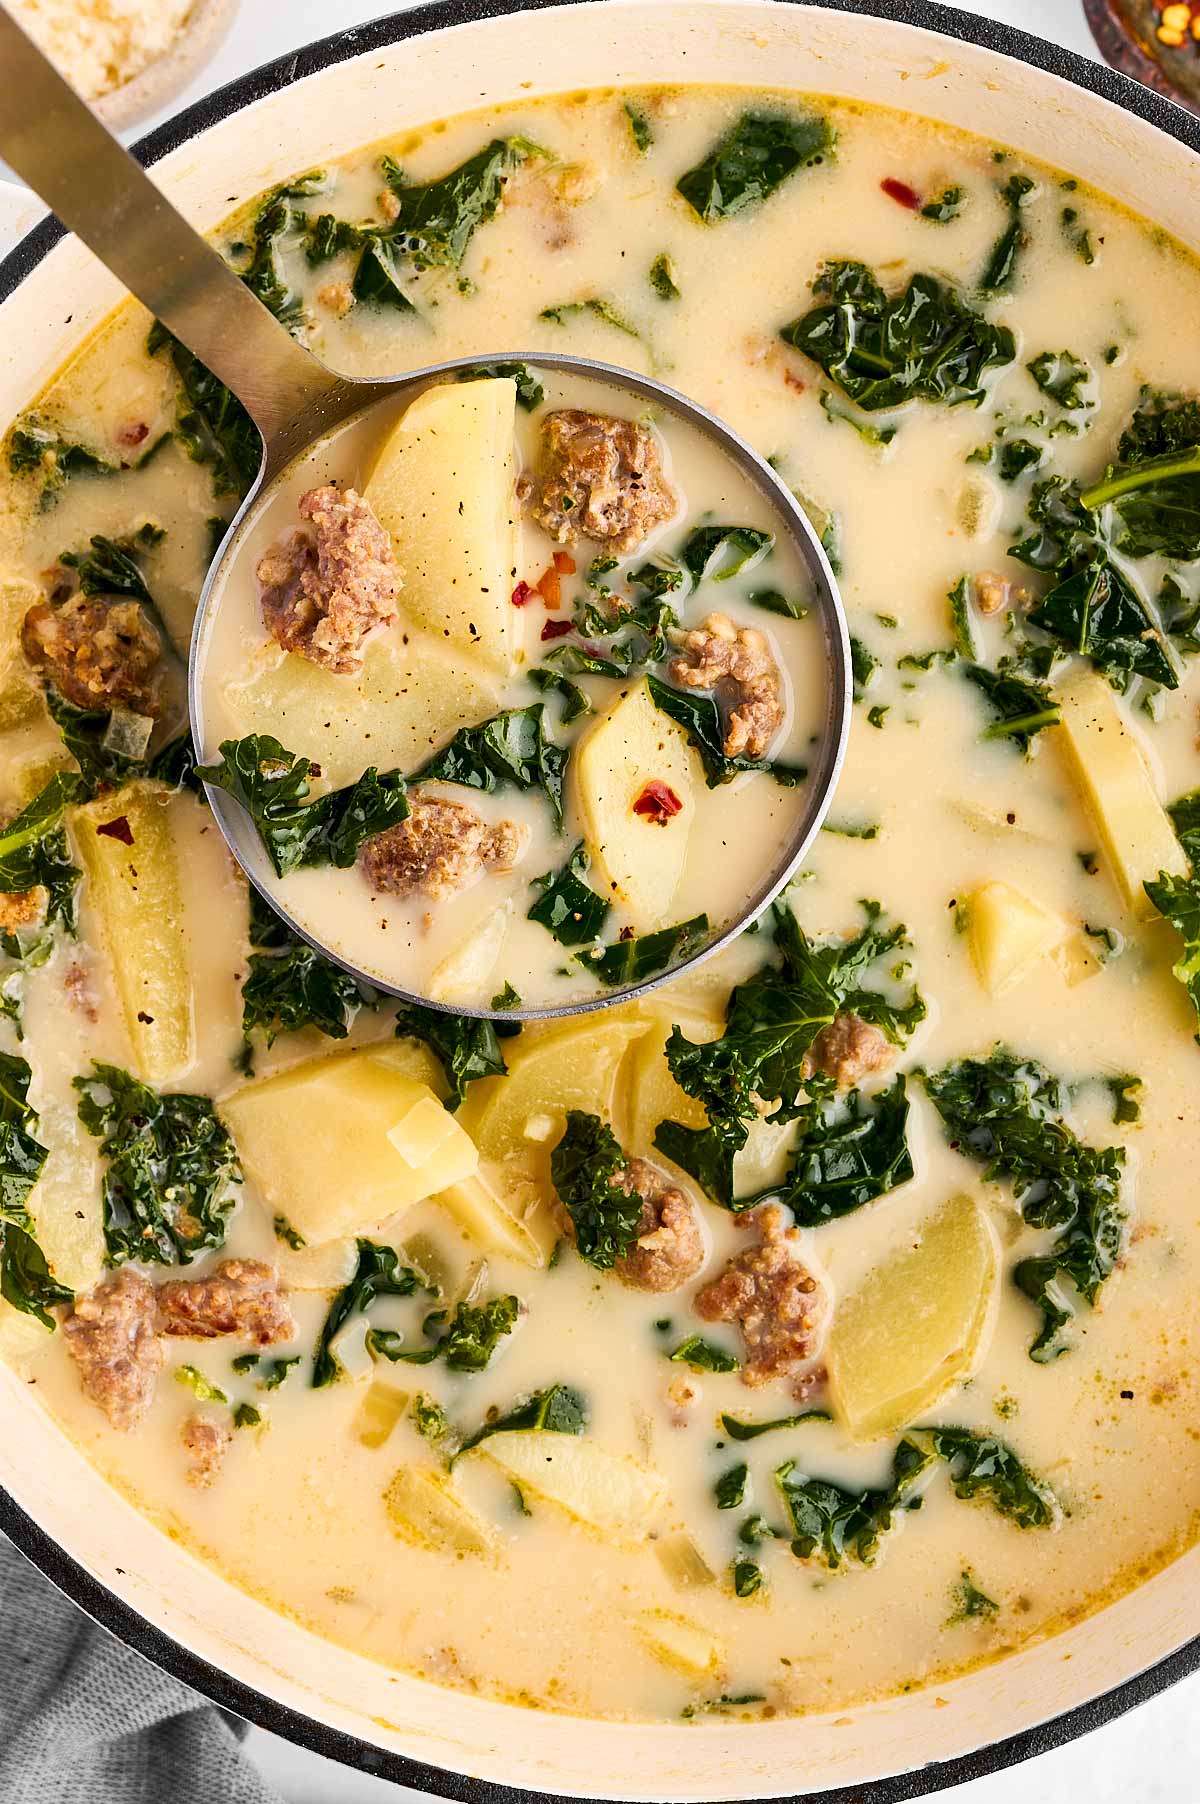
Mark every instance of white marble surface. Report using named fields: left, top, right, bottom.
left=66, top=0, right=1200, bottom=1795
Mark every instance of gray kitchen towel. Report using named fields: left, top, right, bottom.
left=0, top=1531, right=284, bottom=1804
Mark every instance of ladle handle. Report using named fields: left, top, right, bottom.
left=0, top=6, right=347, bottom=451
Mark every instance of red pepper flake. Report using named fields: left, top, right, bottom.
left=96, top=815, right=134, bottom=845
left=511, top=580, right=537, bottom=607
left=632, top=781, right=683, bottom=825
left=619, top=926, right=636, bottom=942
left=881, top=177, right=921, bottom=211
left=536, top=566, right=562, bottom=610
left=116, top=419, right=150, bottom=448
left=552, top=551, right=576, bottom=576
left=540, top=618, right=574, bottom=641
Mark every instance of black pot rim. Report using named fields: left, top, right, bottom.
left=1, top=1, right=1198, bottom=1797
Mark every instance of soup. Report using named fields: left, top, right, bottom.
left=196, top=365, right=827, bottom=1008
left=2, top=82, right=1200, bottom=1726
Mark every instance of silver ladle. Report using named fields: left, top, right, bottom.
left=0, top=8, right=851, bottom=1019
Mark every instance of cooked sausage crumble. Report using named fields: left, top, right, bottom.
left=803, top=1011, right=893, bottom=1089
left=694, top=1203, right=830, bottom=1386
left=181, top=1410, right=233, bottom=1488
left=22, top=593, right=165, bottom=716
left=610, top=1158, right=705, bottom=1293
left=667, top=612, right=784, bottom=760
left=157, top=1258, right=295, bottom=1346
left=61, top=1269, right=165, bottom=1432
left=520, top=409, right=676, bottom=554
left=258, top=484, right=399, bottom=675
left=360, top=793, right=528, bottom=900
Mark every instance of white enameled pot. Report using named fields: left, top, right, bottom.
left=1, top=5, right=1198, bottom=1798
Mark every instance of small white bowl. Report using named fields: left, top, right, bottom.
left=94, top=0, right=239, bottom=131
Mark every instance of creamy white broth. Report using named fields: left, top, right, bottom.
left=198, top=368, right=825, bottom=1008
left=1, top=84, right=1199, bottom=1728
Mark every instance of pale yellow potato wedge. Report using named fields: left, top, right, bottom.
left=1055, top=671, right=1187, bottom=921
left=220, top=631, right=500, bottom=791
left=464, top=1015, right=648, bottom=1166
left=432, top=1171, right=548, bottom=1268
left=275, top=1236, right=359, bottom=1290
left=73, top=781, right=194, bottom=1085
left=383, top=1465, right=494, bottom=1554
left=221, top=1049, right=477, bottom=1244
left=365, top=1036, right=449, bottom=1099
left=632, top=1610, right=724, bottom=1676
left=0, top=575, right=43, bottom=733
left=364, top=378, right=518, bottom=675
left=827, top=1194, right=999, bottom=1442
left=626, top=1004, right=722, bottom=1160
left=477, top=1432, right=668, bottom=1545
left=575, top=680, right=701, bottom=932
left=967, top=880, right=1068, bottom=997
left=428, top=900, right=512, bottom=1004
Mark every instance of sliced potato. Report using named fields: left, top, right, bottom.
left=827, top=1194, right=999, bottom=1442
left=967, top=880, right=1068, bottom=997
left=632, top=1610, right=724, bottom=1677
left=1055, top=671, right=1187, bottom=921
left=575, top=680, right=701, bottom=932
left=626, top=1004, right=722, bottom=1160
left=0, top=575, right=43, bottom=732
left=477, top=1431, right=668, bottom=1545
left=221, top=631, right=500, bottom=792
left=364, top=1036, right=449, bottom=1099
left=464, top=1015, right=648, bottom=1166
left=429, top=900, right=512, bottom=1005
left=364, top=378, right=518, bottom=675
left=275, top=1236, right=359, bottom=1290
left=384, top=1464, right=494, bottom=1554
left=221, top=1049, right=477, bottom=1244
left=1050, top=930, right=1104, bottom=988
left=433, top=1171, right=548, bottom=1268
left=73, top=781, right=194, bottom=1085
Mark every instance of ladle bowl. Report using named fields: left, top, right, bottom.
left=0, top=4, right=850, bottom=1018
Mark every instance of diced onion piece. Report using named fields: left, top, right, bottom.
left=354, top=1381, right=411, bottom=1449
left=632, top=1610, right=724, bottom=1676
left=383, top=1465, right=494, bottom=1555
left=101, top=707, right=154, bottom=760
left=655, top=1532, right=717, bottom=1591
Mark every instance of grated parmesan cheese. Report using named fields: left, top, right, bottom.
left=10, top=0, right=195, bottom=101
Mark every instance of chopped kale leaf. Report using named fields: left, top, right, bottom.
left=0, top=773, right=81, bottom=931
left=392, top=1003, right=509, bottom=1111
left=781, top=261, right=1015, bottom=412
left=676, top=110, right=834, bottom=223
left=412, top=704, right=567, bottom=829
left=312, top=1238, right=430, bottom=1388
left=453, top=1381, right=588, bottom=1460
left=241, top=888, right=379, bottom=1065
left=0, top=1051, right=73, bottom=1327
left=196, top=735, right=409, bottom=877
left=549, top=1110, right=640, bottom=1270
left=528, top=842, right=610, bottom=946
left=922, top=1048, right=1125, bottom=1359
left=576, top=913, right=709, bottom=986
left=75, top=1061, right=241, bottom=1268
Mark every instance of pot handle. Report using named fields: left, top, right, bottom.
left=0, top=4, right=347, bottom=450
